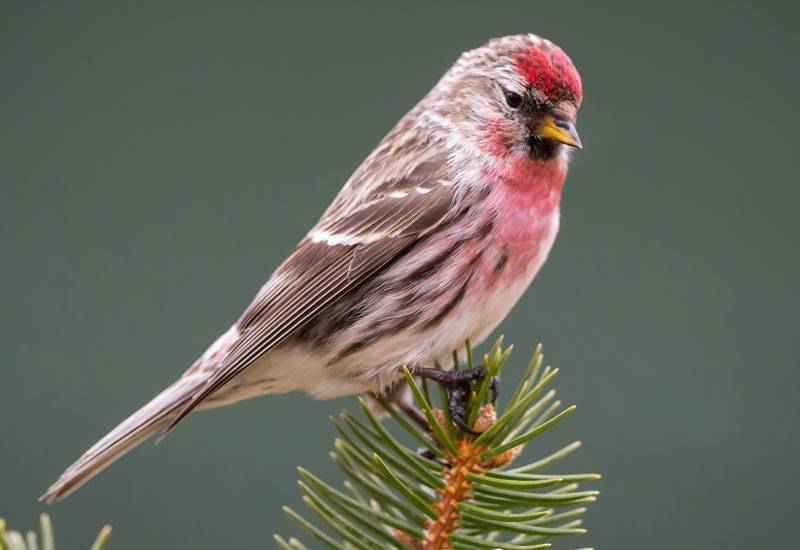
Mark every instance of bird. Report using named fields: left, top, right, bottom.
left=42, top=33, right=583, bottom=504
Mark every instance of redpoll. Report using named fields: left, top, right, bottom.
left=43, top=33, right=582, bottom=503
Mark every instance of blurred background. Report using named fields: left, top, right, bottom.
left=2, top=1, right=798, bottom=548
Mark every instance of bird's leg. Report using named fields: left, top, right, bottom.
left=379, top=384, right=448, bottom=463
left=413, top=365, right=490, bottom=435
left=395, top=396, right=431, bottom=432
left=370, top=382, right=431, bottom=432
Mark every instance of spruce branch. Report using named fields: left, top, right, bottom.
left=279, top=339, right=600, bottom=549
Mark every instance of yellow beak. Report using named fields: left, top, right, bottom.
left=536, top=114, right=582, bottom=149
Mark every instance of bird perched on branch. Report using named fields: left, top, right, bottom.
left=43, top=33, right=583, bottom=503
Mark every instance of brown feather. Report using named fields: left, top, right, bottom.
left=162, top=148, right=461, bottom=434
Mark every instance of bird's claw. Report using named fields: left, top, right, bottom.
left=448, top=386, right=478, bottom=435
left=489, top=376, right=499, bottom=405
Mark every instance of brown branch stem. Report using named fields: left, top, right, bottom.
left=402, top=404, right=520, bottom=550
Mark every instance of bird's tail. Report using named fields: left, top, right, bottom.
left=40, top=377, right=204, bottom=504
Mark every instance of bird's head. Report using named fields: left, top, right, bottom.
left=433, top=34, right=582, bottom=162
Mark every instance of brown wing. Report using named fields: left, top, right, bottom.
left=162, top=149, right=463, bottom=433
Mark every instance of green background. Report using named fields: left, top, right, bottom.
left=2, top=1, right=798, bottom=548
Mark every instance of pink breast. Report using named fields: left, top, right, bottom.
left=483, top=156, right=566, bottom=281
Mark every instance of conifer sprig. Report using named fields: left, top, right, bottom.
left=278, top=339, right=600, bottom=549
left=0, top=513, right=111, bottom=550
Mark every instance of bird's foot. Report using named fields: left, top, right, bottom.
left=413, top=365, right=497, bottom=436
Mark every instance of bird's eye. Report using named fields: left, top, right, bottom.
left=505, top=90, right=523, bottom=109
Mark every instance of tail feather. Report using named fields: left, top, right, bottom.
left=41, top=379, right=200, bottom=504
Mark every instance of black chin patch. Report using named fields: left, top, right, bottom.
left=527, top=136, right=560, bottom=160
